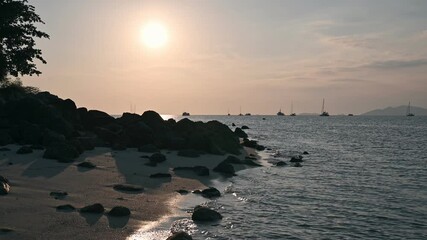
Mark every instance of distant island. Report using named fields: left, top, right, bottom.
left=362, top=105, right=427, bottom=116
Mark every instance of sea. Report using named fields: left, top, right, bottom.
left=129, top=115, right=427, bottom=240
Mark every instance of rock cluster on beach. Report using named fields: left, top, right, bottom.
left=0, top=90, right=243, bottom=161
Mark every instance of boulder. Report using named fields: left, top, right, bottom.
left=16, top=146, right=33, bottom=154
left=0, top=182, right=10, bottom=195
left=56, top=204, right=76, bottom=211
left=303, top=151, right=309, bottom=155
left=201, top=187, right=221, bottom=198
left=177, top=149, right=201, bottom=158
left=224, top=155, right=242, bottom=164
left=77, top=162, right=96, bottom=169
left=193, top=166, right=209, bottom=176
left=149, top=153, right=166, bottom=164
left=138, top=144, right=159, bottom=153
left=176, top=189, right=189, bottom=195
left=166, top=231, right=193, bottom=240
left=231, top=123, right=236, bottom=127
left=140, top=110, right=165, bottom=130
left=234, top=127, right=248, bottom=138
left=116, top=112, right=141, bottom=126
left=191, top=205, right=223, bottom=222
left=43, top=142, right=80, bottom=162
left=50, top=191, right=68, bottom=199
left=42, top=129, right=66, bottom=146
left=275, top=161, right=287, bottom=166
left=293, top=162, right=302, bottom=167
left=213, top=161, right=236, bottom=176
left=80, top=203, right=105, bottom=214
left=108, top=206, right=131, bottom=217
left=0, top=176, right=10, bottom=184
left=290, top=155, right=303, bottom=163
left=81, top=110, right=115, bottom=129
left=149, top=173, right=172, bottom=178
left=241, top=125, right=250, bottom=129
left=113, top=184, right=144, bottom=193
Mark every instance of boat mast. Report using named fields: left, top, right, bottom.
left=291, top=102, right=293, bottom=114
left=322, top=98, right=325, bottom=113
left=408, top=101, right=411, bottom=115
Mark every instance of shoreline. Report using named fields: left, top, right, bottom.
left=0, top=144, right=257, bottom=239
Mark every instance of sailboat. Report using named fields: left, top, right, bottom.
left=290, top=102, right=296, bottom=116
left=277, top=108, right=285, bottom=116
left=238, top=106, right=243, bottom=116
left=407, top=101, right=415, bottom=117
left=320, top=98, right=329, bottom=116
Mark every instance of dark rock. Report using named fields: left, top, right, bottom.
left=177, top=149, right=201, bottom=158
left=149, top=153, right=166, bottom=164
left=193, top=166, right=209, bottom=176
left=80, top=203, right=105, bottom=214
left=77, top=161, right=96, bottom=169
left=56, top=204, right=76, bottom=211
left=16, top=146, right=33, bottom=154
left=290, top=155, right=303, bottom=163
left=108, top=206, right=131, bottom=217
left=201, top=187, right=221, bottom=198
left=50, top=191, right=68, bottom=199
left=167, top=231, right=193, bottom=240
left=138, top=144, right=159, bottom=153
left=242, top=139, right=265, bottom=151
left=303, top=151, right=309, bottom=155
left=81, top=110, right=115, bottom=129
left=149, top=173, right=172, bottom=178
left=234, top=127, right=248, bottom=138
left=0, top=182, right=10, bottom=195
left=0, top=148, right=11, bottom=152
left=0, top=176, right=10, bottom=184
left=111, top=142, right=126, bottom=151
left=224, top=155, right=242, bottom=164
left=0, top=130, right=13, bottom=146
left=266, top=148, right=272, bottom=151
left=140, top=110, right=165, bottom=130
left=176, top=189, right=189, bottom=195
left=213, top=161, right=236, bottom=176
left=191, top=205, right=223, bottom=222
left=30, top=144, right=44, bottom=150
left=76, top=136, right=96, bottom=150
left=275, top=161, right=287, bottom=166
left=293, top=162, right=302, bottom=167
left=241, top=125, right=250, bottom=130
left=43, top=142, right=80, bottom=162
left=116, top=112, right=141, bottom=126
left=42, top=129, right=66, bottom=146
left=113, top=184, right=144, bottom=193
left=231, top=123, right=236, bottom=127
left=0, top=228, right=13, bottom=233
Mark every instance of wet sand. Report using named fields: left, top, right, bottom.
left=0, top=145, right=250, bottom=240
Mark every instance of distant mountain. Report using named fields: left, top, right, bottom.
left=362, top=105, right=427, bottom=116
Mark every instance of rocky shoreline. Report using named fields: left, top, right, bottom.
left=0, top=88, right=268, bottom=239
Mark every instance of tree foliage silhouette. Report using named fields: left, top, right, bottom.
left=0, top=0, right=49, bottom=82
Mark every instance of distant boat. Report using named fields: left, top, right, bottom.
left=238, top=106, right=243, bottom=116
left=320, top=98, right=329, bottom=116
left=277, top=108, right=285, bottom=116
left=407, top=101, right=415, bottom=117
left=245, top=113, right=251, bottom=116
left=182, top=112, right=190, bottom=116
left=290, top=102, right=296, bottom=116
left=348, top=114, right=354, bottom=116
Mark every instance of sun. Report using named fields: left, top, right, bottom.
left=141, top=22, right=168, bottom=49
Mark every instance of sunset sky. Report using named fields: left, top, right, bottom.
left=24, top=0, right=427, bottom=115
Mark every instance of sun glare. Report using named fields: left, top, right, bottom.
left=141, top=22, right=168, bottom=49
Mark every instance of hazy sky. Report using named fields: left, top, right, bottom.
left=24, top=0, right=427, bottom=115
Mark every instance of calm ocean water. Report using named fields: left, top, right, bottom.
left=133, top=115, right=427, bottom=240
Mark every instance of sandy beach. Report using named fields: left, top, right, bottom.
left=0, top=144, right=253, bottom=240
